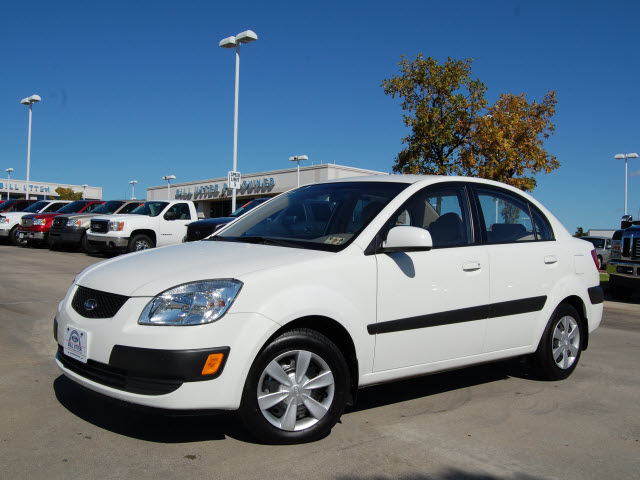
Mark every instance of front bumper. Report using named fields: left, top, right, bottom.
left=86, top=233, right=129, bottom=251
left=607, top=260, right=640, bottom=284
left=0, top=227, right=10, bottom=238
left=17, top=229, right=47, bottom=241
left=55, top=286, right=280, bottom=410
left=49, top=228, right=85, bottom=245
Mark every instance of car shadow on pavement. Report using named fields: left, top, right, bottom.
left=351, top=358, right=532, bottom=413
left=53, top=375, right=252, bottom=443
left=334, top=469, right=545, bottom=480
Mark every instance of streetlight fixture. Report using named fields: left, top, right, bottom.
left=162, top=174, right=176, bottom=200
left=20, top=94, right=41, bottom=200
left=82, top=184, right=88, bottom=200
left=5, top=167, right=13, bottom=200
left=219, top=29, right=258, bottom=212
left=129, top=180, right=138, bottom=200
left=289, top=155, right=309, bottom=187
left=614, top=152, right=639, bottom=215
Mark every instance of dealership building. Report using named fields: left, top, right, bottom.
left=0, top=178, right=102, bottom=201
left=147, top=163, right=387, bottom=218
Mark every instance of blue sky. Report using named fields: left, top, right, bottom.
left=1, top=0, right=638, bottom=231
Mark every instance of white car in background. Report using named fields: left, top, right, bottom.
left=0, top=200, right=70, bottom=245
left=55, top=176, right=602, bottom=443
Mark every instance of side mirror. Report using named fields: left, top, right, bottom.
left=621, top=215, right=633, bottom=229
left=382, top=226, right=433, bottom=253
left=164, top=211, right=177, bottom=220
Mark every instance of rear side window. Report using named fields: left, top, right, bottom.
left=387, top=184, right=472, bottom=248
left=118, top=202, right=142, bottom=214
left=475, top=187, right=553, bottom=243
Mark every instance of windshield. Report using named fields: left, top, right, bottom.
left=230, top=198, right=268, bottom=218
left=57, top=201, right=90, bottom=214
left=585, top=237, right=605, bottom=249
left=130, top=201, right=168, bottom=217
left=0, top=200, right=15, bottom=210
left=216, top=182, right=407, bottom=251
left=92, top=201, right=125, bottom=214
left=24, top=201, right=49, bottom=213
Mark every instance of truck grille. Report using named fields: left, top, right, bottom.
left=21, top=217, right=33, bottom=227
left=91, top=219, right=109, bottom=233
left=52, top=217, right=67, bottom=228
left=633, top=238, right=640, bottom=259
left=71, top=286, right=129, bottom=319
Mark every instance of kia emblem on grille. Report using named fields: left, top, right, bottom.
left=84, top=299, right=98, bottom=311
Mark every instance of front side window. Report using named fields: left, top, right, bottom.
left=24, top=201, right=49, bottom=213
left=45, top=202, right=69, bottom=212
left=217, top=182, right=407, bottom=251
left=92, top=201, right=125, bottom=214
left=57, top=201, right=90, bottom=214
left=83, top=202, right=103, bottom=213
left=165, top=203, right=191, bottom=220
left=386, top=184, right=472, bottom=248
left=118, top=202, right=143, bottom=214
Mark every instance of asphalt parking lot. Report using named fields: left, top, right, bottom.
left=1, top=244, right=638, bottom=480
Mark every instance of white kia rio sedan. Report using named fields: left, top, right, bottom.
left=55, top=176, right=603, bottom=443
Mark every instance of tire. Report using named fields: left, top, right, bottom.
left=239, top=329, right=349, bottom=444
left=8, top=227, right=22, bottom=246
left=128, top=234, right=153, bottom=253
left=532, top=304, right=583, bottom=380
left=47, top=236, right=56, bottom=250
left=81, top=232, right=95, bottom=253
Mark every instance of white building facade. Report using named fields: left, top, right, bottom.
left=0, top=178, right=102, bottom=201
left=147, top=164, right=387, bottom=218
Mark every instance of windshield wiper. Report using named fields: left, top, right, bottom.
left=221, top=236, right=299, bottom=248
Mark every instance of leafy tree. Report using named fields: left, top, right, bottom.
left=383, top=55, right=558, bottom=191
left=574, top=227, right=586, bottom=237
left=55, top=187, right=82, bottom=200
left=382, top=55, right=487, bottom=175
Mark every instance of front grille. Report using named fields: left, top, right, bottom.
left=91, top=219, right=109, bottom=233
left=71, top=286, right=129, bottom=319
left=21, top=217, right=33, bottom=227
left=633, top=238, right=640, bottom=259
left=623, top=238, right=631, bottom=257
left=57, top=347, right=182, bottom=395
left=53, top=217, right=67, bottom=228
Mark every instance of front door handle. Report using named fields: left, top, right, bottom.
left=462, top=261, right=481, bottom=272
left=544, top=255, right=558, bottom=264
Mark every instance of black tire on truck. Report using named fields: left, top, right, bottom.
left=128, top=233, right=153, bottom=253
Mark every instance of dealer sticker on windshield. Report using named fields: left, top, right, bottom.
left=63, top=326, right=88, bottom=363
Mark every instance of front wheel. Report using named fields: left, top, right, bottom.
left=128, top=234, right=153, bottom=252
left=239, top=329, right=349, bottom=444
left=532, top=304, right=582, bottom=380
left=9, top=227, right=23, bottom=246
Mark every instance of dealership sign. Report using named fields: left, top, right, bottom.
left=175, top=177, right=276, bottom=200
left=0, top=182, right=52, bottom=194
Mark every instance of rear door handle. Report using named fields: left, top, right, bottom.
left=462, top=261, right=481, bottom=272
left=544, top=255, right=558, bottom=264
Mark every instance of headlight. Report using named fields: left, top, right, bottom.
left=66, top=219, right=82, bottom=227
left=33, top=219, right=46, bottom=226
left=0, top=217, right=8, bottom=224
left=109, top=221, right=124, bottom=231
left=138, top=279, right=243, bottom=326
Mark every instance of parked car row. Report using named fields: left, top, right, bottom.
left=0, top=197, right=270, bottom=254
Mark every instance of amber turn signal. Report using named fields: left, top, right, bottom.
left=201, top=353, right=225, bottom=376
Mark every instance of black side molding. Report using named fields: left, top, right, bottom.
left=368, top=296, right=547, bottom=335
left=588, top=286, right=604, bottom=305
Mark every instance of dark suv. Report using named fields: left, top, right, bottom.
left=185, top=198, right=269, bottom=242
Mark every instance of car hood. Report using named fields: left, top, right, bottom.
left=76, top=240, right=330, bottom=296
left=23, top=213, right=62, bottom=219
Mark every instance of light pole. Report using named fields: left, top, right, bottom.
left=614, top=152, right=639, bottom=215
left=289, top=155, right=309, bottom=187
left=5, top=167, right=13, bottom=200
left=20, top=94, right=41, bottom=200
left=82, top=184, right=88, bottom=200
left=162, top=174, right=176, bottom=199
left=129, top=180, right=138, bottom=200
left=219, top=29, right=258, bottom=212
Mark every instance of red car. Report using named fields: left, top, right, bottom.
left=18, top=200, right=104, bottom=246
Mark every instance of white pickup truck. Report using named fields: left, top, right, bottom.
left=87, top=200, right=198, bottom=253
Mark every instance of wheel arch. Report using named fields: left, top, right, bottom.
left=555, top=295, right=589, bottom=351
left=130, top=229, right=156, bottom=246
left=262, top=315, right=359, bottom=406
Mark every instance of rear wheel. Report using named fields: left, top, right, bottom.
left=532, top=304, right=582, bottom=380
left=81, top=232, right=95, bottom=253
left=128, top=234, right=153, bottom=252
left=239, top=329, right=349, bottom=444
